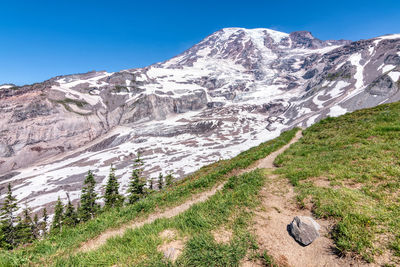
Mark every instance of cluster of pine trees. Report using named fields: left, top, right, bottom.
left=0, top=152, right=174, bottom=249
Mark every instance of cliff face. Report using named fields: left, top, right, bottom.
left=0, top=28, right=399, bottom=212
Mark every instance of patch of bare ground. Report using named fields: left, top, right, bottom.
left=157, top=229, right=187, bottom=262
left=212, top=226, right=233, bottom=244
left=243, top=173, right=373, bottom=267
left=309, top=177, right=364, bottom=190
left=241, top=258, right=265, bottom=267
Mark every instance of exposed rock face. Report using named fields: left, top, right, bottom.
left=289, top=216, right=320, bottom=246
left=0, top=28, right=399, bottom=214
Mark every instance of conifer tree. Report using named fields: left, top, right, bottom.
left=0, top=227, right=7, bottom=249
left=146, top=178, right=155, bottom=195
left=127, top=152, right=146, bottom=204
left=32, top=213, right=40, bottom=239
left=63, top=193, right=78, bottom=227
left=0, top=184, right=19, bottom=248
left=40, top=208, right=48, bottom=236
left=52, top=197, right=64, bottom=232
left=79, top=170, right=99, bottom=221
left=22, top=203, right=32, bottom=228
left=18, top=203, right=34, bottom=244
left=104, top=166, right=124, bottom=209
left=76, top=203, right=81, bottom=222
left=158, top=173, right=164, bottom=190
left=165, top=172, right=175, bottom=187
left=149, top=178, right=154, bottom=191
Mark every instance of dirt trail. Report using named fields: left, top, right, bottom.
left=241, top=131, right=371, bottom=267
left=80, top=182, right=225, bottom=252
left=79, top=130, right=303, bottom=253
left=244, top=129, right=303, bottom=172
left=242, top=175, right=370, bottom=267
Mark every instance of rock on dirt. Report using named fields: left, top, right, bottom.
left=288, top=216, right=320, bottom=246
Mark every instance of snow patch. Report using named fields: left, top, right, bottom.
left=0, top=84, right=13, bottom=89
left=388, top=71, right=400, bottom=82
left=328, top=105, right=347, bottom=117
left=313, top=91, right=326, bottom=108
left=306, top=114, right=320, bottom=126
left=222, top=27, right=289, bottom=44
left=373, top=34, right=400, bottom=46
left=382, top=65, right=396, bottom=73
left=368, top=46, right=374, bottom=56
left=329, top=81, right=350, bottom=98
left=349, top=53, right=364, bottom=89
left=335, top=61, right=346, bottom=71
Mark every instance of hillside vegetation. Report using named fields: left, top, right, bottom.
left=275, top=102, right=400, bottom=263
left=0, top=128, right=298, bottom=266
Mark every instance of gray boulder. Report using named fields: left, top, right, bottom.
left=289, top=216, right=320, bottom=246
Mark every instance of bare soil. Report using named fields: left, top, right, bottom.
left=157, top=229, right=186, bottom=262
left=212, top=226, right=233, bottom=244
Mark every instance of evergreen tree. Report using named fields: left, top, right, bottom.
left=79, top=170, right=99, bottom=222
left=0, top=227, right=7, bottom=249
left=146, top=178, right=155, bottom=195
left=127, top=152, right=146, bottom=204
left=165, top=172, right=175, bottom=187
left=15, top=208, right=33, bottom=244
left=0, top=184, right=19, bottom=248
left=63, top=193, right=78, bottom=227
left=18, top=203, right=34, bottom=244
left=104, top=166, right=124, bottom=209
left=52, top=197, right=64, bottom=232
left=32, top=213, right=40, bottom=239
left=158, top=173, right=164, bottom=190
left=40, top=208, right=48, bottom=236
left=76, top=202, right=81, bottom=223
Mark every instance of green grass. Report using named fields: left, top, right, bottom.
left=55, top=98, right=87, bottom=107
left=326, top=71, right=351, bottom=81
left=275, top=102, right=400, bottom=262
left=0, top=128, right=298, bottom=266
left=55, top=170, right=265, bottom=266
left=52, top=98, right=92, bottom=116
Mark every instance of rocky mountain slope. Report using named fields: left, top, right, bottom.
left=0, top=28, right=399, bottom=213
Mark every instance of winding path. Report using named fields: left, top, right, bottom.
left=80, top=130, right=303, bottom=253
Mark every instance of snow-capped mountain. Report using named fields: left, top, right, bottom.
left=0, top=28, right=399, bottom=213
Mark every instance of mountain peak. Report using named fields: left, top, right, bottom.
left=290, top=31, right=315, bottom=40
left=217, top=27, right=289, bottom=44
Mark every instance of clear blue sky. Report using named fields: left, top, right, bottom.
left=1, top=0, right=399, bottom=85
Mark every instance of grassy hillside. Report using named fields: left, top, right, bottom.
left=275, top=102, right=400, bottom=263
left=0, top=128, right=298, bottom=266
left=56, top=169, right=266, bottom=266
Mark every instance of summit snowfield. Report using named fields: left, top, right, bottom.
left=1, top=28, right=400, bottom=213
